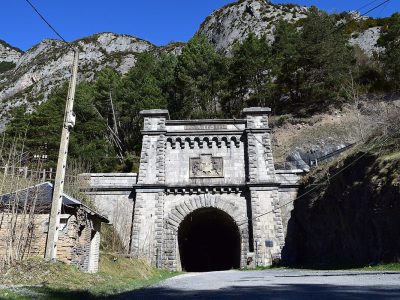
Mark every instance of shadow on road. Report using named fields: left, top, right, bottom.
left=113, top=284, right=400, bottom=300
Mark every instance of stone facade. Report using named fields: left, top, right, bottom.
left=0, top=208, right=102, bottom=273
left=84, top=107, right=302, bottom=271
left=130, top=107, right=297, bottom=270
left=0, top=182, right=107, bottom=273
left=80, top=173, right=137, bottom=251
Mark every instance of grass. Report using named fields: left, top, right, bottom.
left=241, top=265, right=284, bottom=271
left=241, top=262, right=400, bottom=272
left=357, top=263, right=400, bottom=272
left=379, top=151, right=400, bottom=162
left=0, top=254, right=179, bottom=299
left=0, top=289, right=31, bottom=300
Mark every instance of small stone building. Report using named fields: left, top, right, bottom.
left=0, top=182, right=108, bottom=272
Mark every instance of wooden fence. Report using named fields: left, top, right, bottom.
left=0, top=165, right=55, bottom=182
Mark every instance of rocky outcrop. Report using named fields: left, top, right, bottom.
left=198, top=0, right=384, bottom=57
left=0, top=40, right=23, bottom=64
left=349, top=27, right=384, bottom=57
left=0, top=33, right=154, bottom=130
left=198, top=0, right=308, bottom=52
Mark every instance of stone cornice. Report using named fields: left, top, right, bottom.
left=166, top=119, right=246, bottom=125
left=80, top=186, right=134, bottom=192
left=140, top=109, right=170, bottom=118
left=245, top=128, right=271, bottom=133
left=165, top=130, right=244, bottom=136
left=242, top=107, right=271, bottom=116
left=141, top=130, right=167, bottom=135
left=246, top=181, right=281, bottom=188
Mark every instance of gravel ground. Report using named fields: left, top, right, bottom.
left=116, top=269, right=400, bottom=300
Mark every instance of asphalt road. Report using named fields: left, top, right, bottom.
left=116, top=269, right=400, bottom=300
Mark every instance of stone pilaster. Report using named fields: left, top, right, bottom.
left=132, top=110, right=169, bottom=263
left=243, top=107, right=276, bottom=183
left=242, top=107, right=284, bottom=267
left=156, top=135, right=166, bottom=184
left=153, top=191, right=165, bottom=267
left=137, top=109, right=169, bottom=185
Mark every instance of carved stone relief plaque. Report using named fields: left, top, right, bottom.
left=189, top=154, right=223, bottom=178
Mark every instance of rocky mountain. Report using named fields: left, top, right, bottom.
left=198, top=0, right=385, bottom=55
left=0, top=0, right=387, bottom=130
left=198, top=0, right=308, bottom=52
left=0, top=40, right=23, bottom=64
left=0, top=33, right=155, bottom=130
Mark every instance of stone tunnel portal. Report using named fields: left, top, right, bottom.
left=178, top=207, right=241, bottom=272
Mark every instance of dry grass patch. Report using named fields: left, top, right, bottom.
left=0, top=253, right=178, bottom=299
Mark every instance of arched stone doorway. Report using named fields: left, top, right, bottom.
left=178, top=207, right=241, bottom=272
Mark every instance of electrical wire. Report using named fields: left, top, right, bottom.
left=238, top=125, right=399, bottom=226
left=359, top=0, right=391, bottom=18
left=23, top=0, right=74, bottom=50
left=356, top=0, right=383, bottom=13
left=334, top=0, right=391, bottom=33
left=234, top=0, right=392, bottom=153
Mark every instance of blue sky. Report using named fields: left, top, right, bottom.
left=1, top=0, right=398, bottom=51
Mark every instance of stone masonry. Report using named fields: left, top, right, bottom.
left=130, top=107, right=297, bottom=270
left=84, top=107, right=301, bottom=271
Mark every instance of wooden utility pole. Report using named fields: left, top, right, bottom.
left=45, top=49, right=79, bottom=260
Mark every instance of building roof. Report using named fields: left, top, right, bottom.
left=0, top=182, right=108, bottom=223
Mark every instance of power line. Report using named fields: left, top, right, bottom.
left=24, top=0, right=73, bottom=50
left=238, top=125, right=399, bottom=226
left=359, top=0, right=391, bottom=18
left=236, top=0, right=392, bottom=151
left=335, top=0, right=391, bottom=33
left=356, top=0, right=383, bottom=13
left=232, top=0, right=394, bottom=226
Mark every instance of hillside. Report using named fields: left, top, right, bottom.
left=0, top=0, right=398, bottom=172
left=0, top=0, right=393, bottom=131
left=0, top=33, right=156, bottom=130
left=282, top=111, right=400, bottom=267
left=198, top=0, right=308, bottom=52
left=0, top=40, right=23, bottom=64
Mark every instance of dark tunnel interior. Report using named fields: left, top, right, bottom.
left=178, top=207, right=241, bottom=272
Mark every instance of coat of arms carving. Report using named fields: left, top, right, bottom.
left=189, top=154, right=223, bottom=178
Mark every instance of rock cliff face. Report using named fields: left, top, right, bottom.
left=198, top=0, right=308, bottom=52
left=282, top=148, right=400, bottom=267
left=0, top=33, right=154, bottom=130
left=198, top=0, right=383, bottom=55
left=0, top=40, right=23, bottom=64
left=349, top=27, right=384, bottom=57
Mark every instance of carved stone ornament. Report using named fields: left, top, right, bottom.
left=189, top=154, right=223, bottom=178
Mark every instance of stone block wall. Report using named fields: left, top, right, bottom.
left=161, top=193, right=249, bottom=270
left=81, top=173, right=137, bottom=251
left=81, top=107, right=302, bottom=271
left=0, top=214, right=48, bottom=260
left=0, top=208, right=102, bottom=273
left=250, top=188, right=284, bottom=265
left=130, top=191, right=160, bottom=260
left=275, top=170, right=302, bottom=236
left=128, top=107, right=291, bottom=270
left=165, top=134, right=246, bottom=186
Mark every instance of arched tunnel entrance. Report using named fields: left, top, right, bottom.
left=178, top=207, right=241, bottom=272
